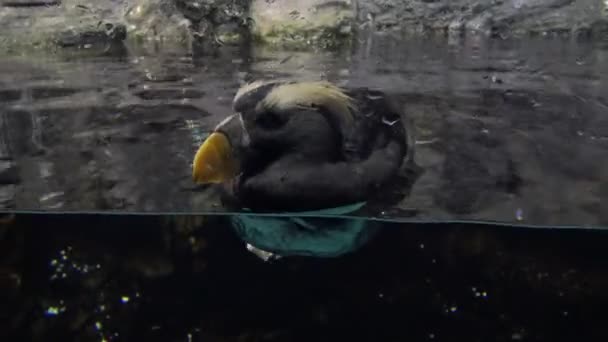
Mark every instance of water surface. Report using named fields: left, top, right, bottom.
left=0, top=36, right=607, bottom=227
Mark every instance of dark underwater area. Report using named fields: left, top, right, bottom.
left=1, top=213, right=608, bottom=341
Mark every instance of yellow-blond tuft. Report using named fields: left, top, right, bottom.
left=261, top=81, right=356, bottom=124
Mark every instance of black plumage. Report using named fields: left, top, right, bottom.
left=193, top=80, right=415, bottom=212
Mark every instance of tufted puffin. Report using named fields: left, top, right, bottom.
left=192, top=80, right=415, bottom=214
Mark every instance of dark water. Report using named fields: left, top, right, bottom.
left=0, top=36, right=607, bottom=227
left=2, top=213, right=608, bottom=341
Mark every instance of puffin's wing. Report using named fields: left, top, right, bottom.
left=342, top=88, right=412, bottom=163
left=236, top=139, right=405, bottom=211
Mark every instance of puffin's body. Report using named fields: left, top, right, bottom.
left=193, top=80, right=415, bottom=213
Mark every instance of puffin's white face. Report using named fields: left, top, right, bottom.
left=213, top=113, right=251, bottom=149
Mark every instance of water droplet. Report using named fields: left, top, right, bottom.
left=419, top=243, right=425, bottom=249
left=382, top=117, right=399, bottom=126
left=121, top=296, right=130, bottom=304
left=450, top=306, right=457, bottom=312
left=95, top=321, right=103, bottom=331
left=46, top=307, right=60, bottom=316
left=515, top=208, right=524, bottom=221
left=429, top=333, right=435, bottom=339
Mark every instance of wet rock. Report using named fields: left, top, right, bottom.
left=0, top=160, right=18, bottom=184
left=357, top=0, right=607, bottom=38
left=175, top=0, right=248, bottom=24
left=122, top=0, right=251, bottom=48
left=1, top=0, right=60, bottom=7
left=250, top=0, right=355, bottom=48
left=127, top=0, right=608, bottom=43
left=57, top=22, right=126, bottom=48
left=124, top=0, right=196, bottom=43
left=2, top=0, right=607, bottom=53
left=0, top=1, right=126, bottom=51
left=174, top=0, right=250, bottom=33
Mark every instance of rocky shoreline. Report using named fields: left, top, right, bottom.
left=1, top=0, right=608, bottom=52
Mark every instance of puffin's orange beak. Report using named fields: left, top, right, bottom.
left=192, top=132, right=238, bottom=184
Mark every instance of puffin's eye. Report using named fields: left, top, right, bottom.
left=255, top=111, right=283, bottom=129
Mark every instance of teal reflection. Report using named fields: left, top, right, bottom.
left=230, top=201, right=378, bottom=258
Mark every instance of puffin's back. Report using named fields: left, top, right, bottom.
left=343, top=87, right=414, bottom=167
